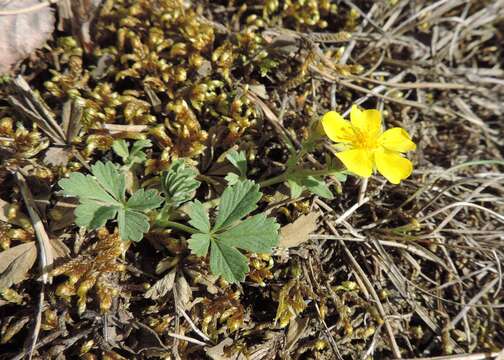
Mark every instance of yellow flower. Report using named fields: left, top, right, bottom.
left=321, top=105, right=416, bottom=184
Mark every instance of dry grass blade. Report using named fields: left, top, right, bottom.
left=324, top=220, right=402, bottom=358
left=0, top=0, right=503, bottom=358
left=8, top=76, right=66, bottom=144
left=15, top=171, right=55, bottom=360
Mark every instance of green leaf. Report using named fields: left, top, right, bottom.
left=217, top=214, right=279, bottom=253
left=128, top=139, right=152, bottom=165
left=210, top=241, right=249, bottom=284
left=130, top=139, right=152, bottom=155
left=302, top=176, right=333, bottom=199
left=59, top=161, right=163, bottom=242
left=224, top=172, right=240, bottom=185
left=214, top=180, right=261, bottom=230
left=286, top=174, right=334, bottom=199
left=332, top=172, right=347, bottom=182
left=118, top=208, right=150, bottom=242
left=161, top=160, right=200, bottom=207
left=287, top=179, right=304, bottom=198
left=187, top=233, right=211, bottom=257
left=113, top=139, right=152, bottom=167
left=226, top=150, right=247, bottom=177
left=127, top=189, right=164, bottom=211
left=91, top=161, right=125, bottom=202
left=74, top=200, right=118, bottom=229
left=59, top=173, right=117, bottom=204
left=112, top=139, right=129, bottom=161
left=188, top=200, right=210, bottom=233
left=185, top=179, right=280, bottom=283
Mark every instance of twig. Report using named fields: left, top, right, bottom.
left=167, top=332, right=208, bottom=347
left=401, top=352, right=501, bottom=360
left=334, top=197, right=369, bottom=225
left=176, top=305, right=210, bottom=342
left=358, top=178, right=368, bottom=204
left=325, top=221, right=402, bottom=358
left=15, top=172, right=55, bottom=360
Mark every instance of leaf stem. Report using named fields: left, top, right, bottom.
left=259, top=173, right=288, bottom=188
left=163, top=220, right=198, bottom=234
left=259, top=168, right=342, bottom=188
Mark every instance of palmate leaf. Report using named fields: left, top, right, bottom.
left=187, top=233, right=211, bottom=257
left=161, top=159, right=200, bottom=207
left=216, top=214, right=279, bottom=253
left=213, top=180, right=261, bottom=231
left=59, top=172, right=117, bottom=204
left=187, top=179, right=279, bottom=283
left=118, top=208, right=150, bottom=243
left=112, top=139, right=152, bottom=167
left=91, top=161, right=126, bottom=202
left=188, top=200, right=210, bottom=233
left=209, top=241, right=249, bottom=284
left=59, top=161, right=163, bottom=242
left=127, top=189, right=164, bottom=211
left=112, top=139, right=129, bottom=161
left=74, top=200, right=118, bottom=229
left=226, top=149, right=247, bottom=177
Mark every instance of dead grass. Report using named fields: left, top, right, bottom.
left=0, top=0, right=503, bottom=359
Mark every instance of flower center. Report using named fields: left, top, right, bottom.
left=352, top=129, right=378, bottom=150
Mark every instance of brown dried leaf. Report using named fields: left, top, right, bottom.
left=0, top=0, right=55, bottom=74
left=144, top=268, right=176, bottom=300
left=174, top=274, right=192, bottom=311
left=0, top=241, right=37, bottom=289
left=205, top=338, right=238, bottom=360
left=278, top=213, right=319, bottom=248
left=285, top=317, right=309, bottom=352
left=42, top=147, right=72, bottom=167
left=49, top=237, right=70, bottom=259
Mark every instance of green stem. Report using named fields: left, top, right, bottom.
left=259, top=172, right=288, bottom=188
left=162, top=220, right=198, bottom=234
left=259, top=168, right=341, bottom=188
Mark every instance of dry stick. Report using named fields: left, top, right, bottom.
left=324, top=221, right=402, bottom=358
left=11, top=331, right=63, bottom=360
left=310, top=235, right=447, bottom=267
left=134, top=321, right=172, bottom=351
left=305, top=257, right=343, bottom=360
left=9, top=76, right=66, bottom=144
left=334, top=197, right=369, bottom=225
left=450, top=277, right=499, bottom=328
left=402, top=352, right=501, bottom=360
left=176, top=305, right=210, bottom=343
left=348, top=75, right=478, bottom=91
left=431, top=178, right=502, bottom=235
left=358, top=178, right=368, bottom=204
left=15, top=172, right=54, bottom=360
left=339, top=3, right=378, bottom=65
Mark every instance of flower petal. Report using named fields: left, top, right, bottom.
left=321, top=111, right=354, bottom=143
left=336, top=148, right=373, bottom=178
left=350, top=105, right=381, bottom=137
left=375, top=149, right=413, bottom=184
left=378, top=127, right=416, bottom=153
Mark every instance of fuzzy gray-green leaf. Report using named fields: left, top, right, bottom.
left=213, top=179, right=261, bottom=230
left=91, top=161, right=126, bottom=202
left=210, top=241, right=249, bottom=284
left=216, top=213, right=279, bottom=253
